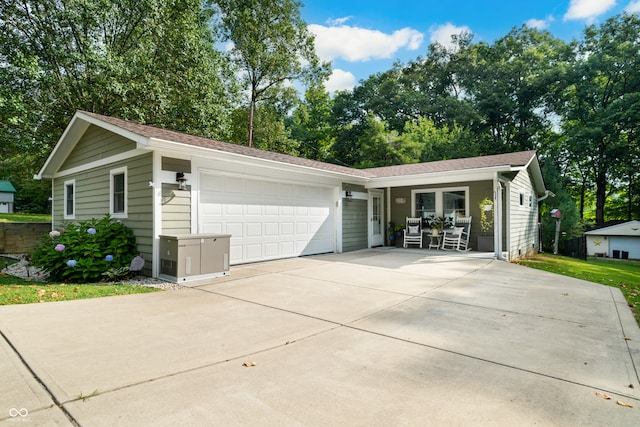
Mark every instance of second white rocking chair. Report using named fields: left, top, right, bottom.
left=441, top=216, right=472, bottom=251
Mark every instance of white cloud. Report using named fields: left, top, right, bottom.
left=625, top=0, right=640, bottom=13
left=308, top=23, right=424, bottom=62
left=327, top=16, right=352, bottom=26
left=563, top=0, right=616, bottom=21
left=324, top=69, right=356, bottom=93
left=429, top=23, right=472, bottom=51
left=526, top=15, right=555, bottom=30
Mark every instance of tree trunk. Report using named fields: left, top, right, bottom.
left=248, top=96, right=255, bottom=148
left=595, top=169, right=606, bottom=226
left=579, top=183, right=585, bottom=221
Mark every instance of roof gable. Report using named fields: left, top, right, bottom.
left=585, top=220, right=640, bottom=237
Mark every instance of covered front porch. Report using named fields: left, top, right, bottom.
left=371, top=178, right=506, bottom=258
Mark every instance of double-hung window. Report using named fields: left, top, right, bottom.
left=110, top=167, right=127, bottom=218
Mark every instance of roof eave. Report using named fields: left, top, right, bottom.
left=365, top=165, right=510, bottom=188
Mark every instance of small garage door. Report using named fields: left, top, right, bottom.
left=609, top=237, right=640, bottom=259
left=199, top=172, right=335, bottom=264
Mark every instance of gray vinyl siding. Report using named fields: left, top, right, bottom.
left=162, top=157, right=191, bottom=174
left=161, top=183, right=191, bottom=235
left=342, top=198, right=368, bottom=252
left=508, top=170, right=538, bottom=260
left=52, top=153, right=154, bottom=274
left=60, top=125, right=137, bottom=171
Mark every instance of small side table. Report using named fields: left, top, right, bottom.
left=427, top=233, right=441, bottom=250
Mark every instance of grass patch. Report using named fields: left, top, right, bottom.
left=0, top=213, right=51, bottom=223
left=0, top=272, right=159, bottom=305
left=516, top=254, right=640, bottom=326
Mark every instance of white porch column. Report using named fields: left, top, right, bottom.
left=494, top=175, right=503, bottom=260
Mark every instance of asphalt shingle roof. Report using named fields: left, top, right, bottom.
left=80, top=111, right=536, bottom=180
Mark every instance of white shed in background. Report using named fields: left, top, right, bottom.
left=585, top=220, right=640, bottom=259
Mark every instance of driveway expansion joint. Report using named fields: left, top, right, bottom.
left=0, top=328, right=81, bottom=426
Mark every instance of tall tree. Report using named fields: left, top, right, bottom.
left=561, top=13, right=640, bottom=225
left=214, top=0, right=329, bottom=147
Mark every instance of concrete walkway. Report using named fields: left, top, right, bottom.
left=1, top=249, right=638, bottom=426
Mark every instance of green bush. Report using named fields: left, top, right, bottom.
left=31, top=216, right=138, bottom=283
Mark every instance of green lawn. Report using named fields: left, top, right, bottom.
left=0, top=213, right=51, bottom=223
left=0, top=268, right=159, bottom=305
left=516, top=254, right=640, bottom=326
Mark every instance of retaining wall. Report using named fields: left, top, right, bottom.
left=0, top=223, right=50, bottom=254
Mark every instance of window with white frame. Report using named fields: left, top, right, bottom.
left=110, top=167, right=127, bottom=218
left=64, top=179, right=75, bottom=219
left=412, top=187, right=469, bottom=222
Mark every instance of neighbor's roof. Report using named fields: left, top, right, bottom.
left=584, top=220, right=640, bottom=237
left=38, top=110, right=544, bottom=190
left=0, top=181, right=16, bottom=193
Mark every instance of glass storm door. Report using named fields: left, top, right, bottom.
left=370, top=191, right=384, bottom=247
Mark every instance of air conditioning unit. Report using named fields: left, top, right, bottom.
left=159, top=234, right=231, bottom=283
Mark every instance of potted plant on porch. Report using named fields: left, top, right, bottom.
left=478, top=197, right=494, bottom=251
left=426, top=215, right=453, bottom=236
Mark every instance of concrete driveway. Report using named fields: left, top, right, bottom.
left=1, top=249, right=639, bottom=426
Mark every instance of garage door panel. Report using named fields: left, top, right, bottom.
left=264, top=242, right=279, bottom=257
left=245, top=204, right=262, bottom=216
left=245, top=243, right=262, bottom=260
left=264, top=205, right=279, bottom=216
left=280, top=222, right=295, bottom=235
left=264, top=223, right=279, bottom=236
left=226, top=222, right=243, bottom=238
left=202, top=222, right=223, bottom=234
left=199, top=172, right=335, bottom=264
left=225, top=204, right=243, bottom=216
left=246, top=223, right=262, bottom=237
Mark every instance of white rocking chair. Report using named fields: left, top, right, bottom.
left=403, top=217, right=423, bottom=248
left=441, top=216, right=472, bottom=251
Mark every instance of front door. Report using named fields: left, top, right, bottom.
left=369, top=190, right=384, bottom=247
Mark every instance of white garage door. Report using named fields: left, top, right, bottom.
left=199, top=172, right=335, bottom=264
left=610, top=237, right=640, bottom=259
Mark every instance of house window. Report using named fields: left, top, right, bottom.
left=412, top=187, right=469, bottom=222
left=519, top=193, right=525, bottom=207
left=64, top=179, right=75, bottom=219
left=443, top=190, right=466, bottom=218
left=110, top=167, right=127, bottom=218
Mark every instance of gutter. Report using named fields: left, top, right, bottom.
left=537, top=190, right=555, bottom=202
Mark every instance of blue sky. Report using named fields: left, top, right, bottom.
left=300, top=0, right=640, bottom=92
